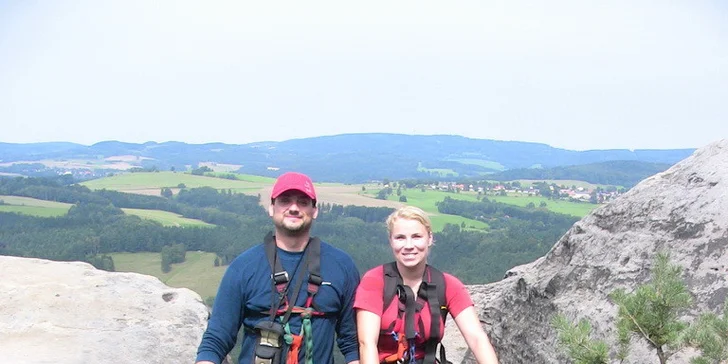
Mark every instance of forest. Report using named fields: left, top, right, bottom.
left=0, top=176, right=578, bottom=284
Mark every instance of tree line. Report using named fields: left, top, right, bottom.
left=0, top=176, right=579, bottom=284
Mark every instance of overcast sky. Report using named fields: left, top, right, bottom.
left=1, top=1, right=727, bottom=151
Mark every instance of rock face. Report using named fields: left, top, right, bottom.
left=442, top=139, right=728, bottom=364
left=0, top=256, right=209, bottom=364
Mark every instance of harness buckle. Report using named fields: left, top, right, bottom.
left=253, top=320, right=285, bottom=364
left=272, top=271, right=289, bottom=285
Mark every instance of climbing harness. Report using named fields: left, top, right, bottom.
left=381, top=262, right=451, bottom=364
left=253, top=232, right=323, bottom=364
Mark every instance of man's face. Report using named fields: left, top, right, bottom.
left=269, top=190, right=318, bottom=236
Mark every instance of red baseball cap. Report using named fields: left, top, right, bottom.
left=271, top=172, right=317, bottom=200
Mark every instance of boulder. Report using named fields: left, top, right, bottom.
left=0, top=256, right=210, bottom=364
left=443, top=139, right=728, bottom=364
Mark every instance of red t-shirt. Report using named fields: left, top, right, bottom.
left=353, top=265, right=473, bottom=361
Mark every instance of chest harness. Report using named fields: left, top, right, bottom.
left=253, top=233, right=324, bottom=364
left=381, top=262, right=451, bottom=364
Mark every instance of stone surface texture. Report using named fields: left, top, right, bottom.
left=0, top=256, right=210, bottom=364
left=442, top=139, right=728, bottom=364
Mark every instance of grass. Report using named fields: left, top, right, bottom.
left=111, top=251, right=225, bottom=300
left=121, top=208, right=214, bottom=227
left=370, top=187, right=597, bottom=219
left=487, top=194, right=598, bottom=217
left=0, top=195, right=72, bottom=217
left=366, top=189, right=489, bottom=231
left=81, top=171, right=272, bottom=191
left=80, top=172, right=598, bottom=230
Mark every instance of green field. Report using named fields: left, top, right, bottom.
left=111, top=251, right=225, bottom=300
left=80, top=172, right=598, bottom=231
left=0, top=195, right=72, bottom=217
left=488, top=195, right=598, bottom=217
left=81, top=171, right=272, bottom=193
left=371, top=188, right=597, bottom=219
left=367, top=189, right=489, bottom=231
left=121, top=208, right=214, bottom=227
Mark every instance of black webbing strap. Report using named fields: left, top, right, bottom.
left=305, top=237, right=323, bottom=310
left=421, top=266, right=448, bottom=364
left=280, top=245, right=311, bottom=324
left=383, top=262, right=403, bottom=309
left=382, top=262, right=450, bottom=364
left=263, top=233, right=323, bottom=323
left=399, top=284, right=417, bottom=340
left=264, top=232, right=290, bottom=321
left=422, top=281, right=441, bottom=363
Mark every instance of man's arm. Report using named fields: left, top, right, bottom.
left=195, top=262, right=246, bottom=364
left=336, top=257, right=362, bottom=363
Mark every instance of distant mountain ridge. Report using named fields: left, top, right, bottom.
left=0, top=133, right=696, bottom=183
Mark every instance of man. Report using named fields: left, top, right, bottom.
left=196, top=172, right=360, bottom=364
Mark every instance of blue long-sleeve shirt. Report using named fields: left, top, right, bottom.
left=196, top=241, right=361, bottom=364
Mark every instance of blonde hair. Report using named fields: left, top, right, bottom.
left=386, top=205, right=433, bottom=236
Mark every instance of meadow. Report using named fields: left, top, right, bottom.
left=370, top=186, right=598, bottom=218
left=6, top=171, right=599, bottom=230
left=111, top=251, right=225, bottom=300
left=120, top=208, right=214, bottom=227
left=81, top=171, right=272, bottom=195
left=0, top=195, right=72, bottom=217
left=367, top=188, right=489, bottom=230
left=487, top=194, right=598, bottom=217
left=0, top=193, right=213, bottom=226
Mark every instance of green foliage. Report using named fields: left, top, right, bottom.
left=85, top=254, right=116, bottom=271
left=191, top=166, right=213, bottom=175
left=161, top=243, right=187, bottom=273
left=1, top=175, right=570, bottom=286
left=609, top=252, right=692, bottom=364
left=682, top=301, right=728, bottom=364
left=553, top=253, right=703, bottom=364
left=552, top=314, right=610, bottom=364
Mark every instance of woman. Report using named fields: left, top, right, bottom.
left=354, top=206, right=499, bottom=364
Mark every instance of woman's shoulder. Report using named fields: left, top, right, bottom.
left=362, top=264, right=386, bottom=279
left=426, top=265, right=465, bottom=285
left=442, top=271, right=465, bottom=286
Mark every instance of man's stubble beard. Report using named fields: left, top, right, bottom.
left=275, top=218, right=313, bottom=237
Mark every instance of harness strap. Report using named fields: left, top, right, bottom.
left=422, top=281, right=440, bottom=364
left=260, top=233, right=323, bottom=364
left=381, top=263, right=450, bottom=364
left=264, top=232, right=290, bottom=322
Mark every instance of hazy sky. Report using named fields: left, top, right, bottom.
left=1, top=1, right=727, bottom=151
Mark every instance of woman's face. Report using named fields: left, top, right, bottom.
left=389, top=217, right=432, bottom=269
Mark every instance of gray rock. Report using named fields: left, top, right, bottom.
left=0, top=256, right=210, bottom=364
left=442, top=139, right=728, bottom=364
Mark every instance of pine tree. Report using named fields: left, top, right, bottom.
left=609, top=252, right=692, bottom=364
left=553, top=252, right=693, bottom=364
left=552, top=314, right=610, bottom=364
left=682, top=301, right=728, bottom=364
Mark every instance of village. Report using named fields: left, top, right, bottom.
left=428, top=181, right=626, bottom=205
